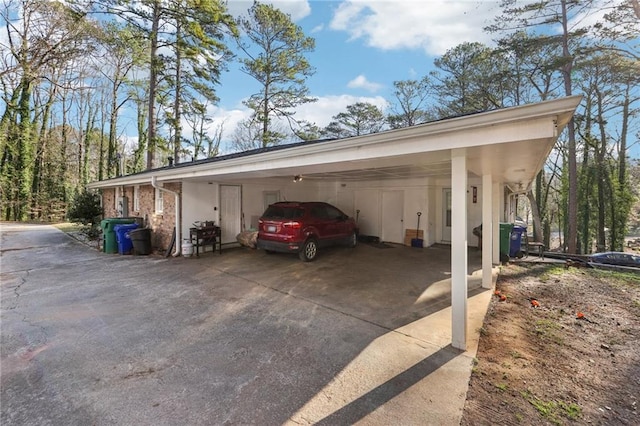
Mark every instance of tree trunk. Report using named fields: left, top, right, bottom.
left=147, top=1, right=160, bottom=170
left=30, top=85, right=56, bottom=220
left=578, top=138, right=591, bottom=254
left=618, top=80, right=629, bottom=189
left=595, top=86, right=608, bottom=252
left=134, top=97, right=147, bottom=173
left=262, top=85, right=269, bottom=147
left=173, top=22, right=182, bottom=163
left=82, top=104, right=96, bottom=185
left=561, top=0, right=578, bottom=253
left=99, top=105, right=106, bottom=182
left=0, top=89, right=20, bottom=173
left=60, top=93, right=69, bottom=206
left=16, top=77, right=33, bottom=221
left=108, top=72, right=119, bottom=178
left=526, top=189, right=543, bottom=242
left=611, top=80, right=632, bottom=251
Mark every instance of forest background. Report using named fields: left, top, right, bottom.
left=1, top=0, right=639, bottom=254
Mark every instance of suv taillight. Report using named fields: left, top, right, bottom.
left=283, top=221, right=301, bottom=229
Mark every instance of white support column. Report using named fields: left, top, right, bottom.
left=492, top=181, right=501, bottom=264
left=451, top=149, right=468, bottom=350
left=482, top=174, right=493, bottom=289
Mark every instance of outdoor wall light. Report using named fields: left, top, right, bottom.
left=293, top=175, right=303, bottom=182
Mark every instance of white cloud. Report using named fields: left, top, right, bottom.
left=203, top=104, right=251, bottom=138
left=295, top=94, right=389, bottom=127
left=201, top=94, right=387, bottom=147
left=566, top=0, right=633, bottom=35
left=227, top=0, right=311, bottom=21
left=121, top=135, right=140, bottom=154
left=271, top=0, right=312, bottom=20
left=347, top=74, right=383, bottom=92
left=329, top=0, right=500, bottom=56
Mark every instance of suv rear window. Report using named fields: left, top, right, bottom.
left=262, top=205, right=304, bottom=219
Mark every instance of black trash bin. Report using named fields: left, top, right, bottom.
left=129, top=228, right=152, bottom=255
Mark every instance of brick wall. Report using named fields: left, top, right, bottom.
left=101, top=182, right=182, bottom=254
left=103, top=188, right=117, bottom=217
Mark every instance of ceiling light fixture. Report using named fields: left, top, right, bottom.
left=293, top=175, right=303, bottom=183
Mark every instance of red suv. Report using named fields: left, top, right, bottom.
left=256, top=201, right=358, bottom=261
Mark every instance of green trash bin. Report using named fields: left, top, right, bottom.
left=499, top=223, right=514, bottom=262
left=101, top=218, right=136, bottom=253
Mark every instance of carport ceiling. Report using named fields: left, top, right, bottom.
left=195, top=154, right=455, bottom=183
left=300, top=161, right=453, bottom=181
left=195, top=135, right=554, bottom=190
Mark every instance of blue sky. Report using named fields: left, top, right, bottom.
left=2, top=0, right=635, bottom=158
left=101, top=0, right=635, bottom=159
left=209, top=0, right=503, bottom=152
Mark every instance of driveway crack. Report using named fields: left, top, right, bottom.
left=5, top=270, right=30, bottom=310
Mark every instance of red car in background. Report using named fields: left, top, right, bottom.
left=256, top=201, right=358, bottom=261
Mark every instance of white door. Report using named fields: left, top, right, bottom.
left=382, top=190, right=404, bottom=244
left=354, top=189, right=379, bottom=237
left=220, top=185, right=242, bottom=245
left=442, top=188, right=452, bottom=242
left=337, top=191, right=354, bottom=217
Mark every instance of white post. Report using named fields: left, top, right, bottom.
left=492, top=181, right=501, bottom=264
left=451, top=149, right=467, bottom=350
left=482, top=174, right=493, bottom=289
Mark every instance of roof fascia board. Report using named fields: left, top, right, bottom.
left=161, top=116, right=558, bottom=181
left=87, top=96, right=581, bottom=189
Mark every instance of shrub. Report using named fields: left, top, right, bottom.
left=68, top=189, right=103, bottom=226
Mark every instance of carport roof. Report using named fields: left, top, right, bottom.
left=87, top=96, right=581, bottom=192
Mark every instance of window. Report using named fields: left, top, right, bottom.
left=311, top=205, right=328, bottom=219
left=133, top=186, right=140, bottom=212
left=262, top=205, right=302, bottom=219
left=325, top=205, right=344, bottom=220
left=155, top=185, right=164, bottom=214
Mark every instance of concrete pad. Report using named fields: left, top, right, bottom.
left=1, top=224, right=495, bottom=425
left=287, top=272, right=495, bottom=425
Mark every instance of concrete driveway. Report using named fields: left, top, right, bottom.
left=1, top=223, right=493, bottom=425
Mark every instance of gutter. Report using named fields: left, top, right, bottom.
left=86, top=97, right=583, bottom=191
left=151, top=176, right=181, bottom=257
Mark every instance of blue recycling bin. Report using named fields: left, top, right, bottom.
left=509, top=225, right=527, bottom=258
left=114, top=223, right=139, bottom=254
left=101, top=218, right=136, bottom=253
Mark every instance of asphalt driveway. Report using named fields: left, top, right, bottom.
left=1, top=223, right=492, bottom=425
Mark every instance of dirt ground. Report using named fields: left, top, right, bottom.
left=461, top=262, right=640, bottom=425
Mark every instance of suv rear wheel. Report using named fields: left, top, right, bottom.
left=299, top=238, right=318, bottom=262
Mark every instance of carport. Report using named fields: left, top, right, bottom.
left=88, top=96, right=581, bottom=350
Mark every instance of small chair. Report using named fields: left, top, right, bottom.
left=525, top=234, right=545, bottom=258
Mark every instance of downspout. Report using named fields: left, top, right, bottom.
left=151, top=176, right=181, bottom=257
